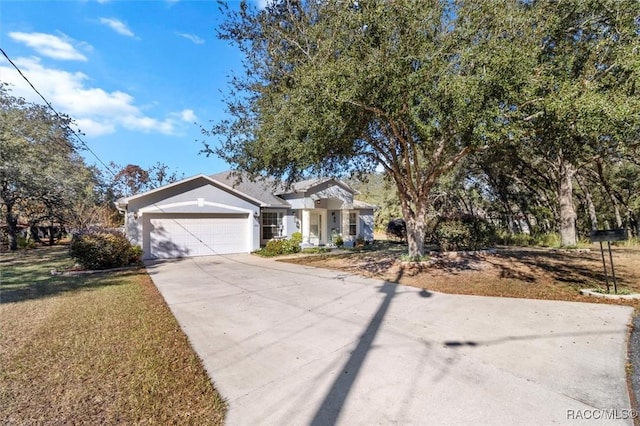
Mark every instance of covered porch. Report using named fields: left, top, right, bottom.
left=297, top=198, right=359, bottom=247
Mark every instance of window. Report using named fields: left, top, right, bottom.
left=348, top=212, right=357, bottom=236
left=262, top=212, right=283, bottom=240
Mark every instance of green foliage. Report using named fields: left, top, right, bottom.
left=496, top=231, right=534, bottom=247
left=290, top=232, right=302, bottom=246
left=109, top=162, right=184, bottom=199
left=347, top=173, right=402, bottom=230
left=533, top=233, right=562, bottom=248
left=1, top=83, right=100, bottom=250
left=432, top=216, right=497, bottom=252
left=208, top=0, right=532, bottom=258
left=386, top=218, right=407, bottom=242
left=128, top=245, right=144, bottom=264
left=256, top=236, right=302, bottom=257
left=334, top=236, right=344, bottom=248
left=301, top=247, right=331, bottom=254
left=17, top=236, right=37, bottom=249
left=69, top=230, right=141, bottom=270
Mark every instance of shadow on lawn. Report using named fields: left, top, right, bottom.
left=487, top=248, right=631, bottom=287
left=0, top=267, right=140, bottom=305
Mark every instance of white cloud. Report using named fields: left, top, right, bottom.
left=99, top=17, right=135, bottom=37
left=0, top=56, right=185, bottom=137
left=9, top=32, right=88, bottom=61
left=180, top=109, right=197, bottom=122
left=176, top=32, right=205, bottom=45
left=75, top=118, right=116, bottom=137
left=122, top=115, right=176, bottom=134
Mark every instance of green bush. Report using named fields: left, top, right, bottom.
left=257, top=236, right=301, bottom=257
left=17, top=235, right=37, bottom=249
left=70, top=229, right=142, bottom=270
left=334, top=235, right=344, bottom=247
left=290, top=232, right=302, bottom=246
left=431, top=216, right=497, bottom=252
left=129, top=245, right=144, bottom=263
left=533, top=232, right=561, bottom=248
left=496, top=231, right=534, bottom=246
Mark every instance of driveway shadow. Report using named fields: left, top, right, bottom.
left=310, top=274, right=432, bottom=425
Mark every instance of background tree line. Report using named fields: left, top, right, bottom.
left=0, top=83, right=182, bottom=250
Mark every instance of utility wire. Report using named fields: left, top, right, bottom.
left=1, top=47, right=116, bottom=177
left=1, top=46, right=252, bottom=262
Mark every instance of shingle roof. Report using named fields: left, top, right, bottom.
left=210, top=171, right=290, bottom=207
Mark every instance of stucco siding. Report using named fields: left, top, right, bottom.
left=359, top=209, right=375, bottom=241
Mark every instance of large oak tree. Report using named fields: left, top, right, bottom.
left=1, top=84, right=97, bottom=249
left=206, top=0, right=532, bottom=257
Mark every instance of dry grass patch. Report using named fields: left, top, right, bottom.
left=283, top=243, right=640, bottom=307
left=0, top=245, right=226, bottom=425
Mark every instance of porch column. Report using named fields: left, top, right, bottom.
left=341, top=210, right=351, bottom=242
left=302, top=209, right=311, bottom=244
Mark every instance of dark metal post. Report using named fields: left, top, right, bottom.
left=599, top=241, right=610, bottom=293
left=607, top=241, right=618, bottom=294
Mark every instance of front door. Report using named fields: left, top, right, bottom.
left=309, top=212, right=322, bottom=245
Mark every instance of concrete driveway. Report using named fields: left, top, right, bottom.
left=145, top=254, right=635, bottom=425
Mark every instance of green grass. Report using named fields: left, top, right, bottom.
left=301, top=247, right=332, bottom=254
left=0, top=245, right=226, bottom=424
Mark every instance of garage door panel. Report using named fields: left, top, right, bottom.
left=148, top=215, right=248, bottom=259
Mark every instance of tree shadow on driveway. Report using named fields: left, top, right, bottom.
left=310, top=270, right=433, bottom=426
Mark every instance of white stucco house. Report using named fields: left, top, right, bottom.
left=115, top=171, right=376, bottom=260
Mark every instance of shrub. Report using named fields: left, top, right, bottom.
left=386, top=218, right=406, bottom=242
left=129, top=245, right=144, bottom=263
left=257, top=236, right=302, bottom=257
left=334, top=235, right=344, bottom=247
left=533, top=232, right=561, bottom=248
left=496, top=231, right=534, bottom=247
left=290, top=232, right=302, bottom=246
left=431, top=215, right=497, bottom=252
left=70, top=229, right=142, bottom=270
left=17, top=235, right=36, bottom=249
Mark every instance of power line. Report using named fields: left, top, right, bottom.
left=0, top=47, right=116, bottom=177
left=1, top=46, right=254, bottom=262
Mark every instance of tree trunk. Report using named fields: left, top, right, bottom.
left=406, top=216, right=427, bottom=259
left=613, top=202, right=623, bottom=228
left=6, top=208, right=18, bottom=251
left=576, top=174, right=598, bottom=230
left=557, top=162, right=577, bottom=246
left=596, top=159, right=623, bottom=228
left=397, top=188, right=428, bottom=258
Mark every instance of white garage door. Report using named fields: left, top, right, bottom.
left=148, top=215, right=248, bottom=258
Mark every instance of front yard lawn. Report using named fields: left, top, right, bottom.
left=0, top=245, right=226, bottom=424
left=283, top=241, right=640, bottom=307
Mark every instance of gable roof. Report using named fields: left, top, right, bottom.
left=275, top=177, right=358, bottom=196
left=209, top=171, right=290, bottom=208
left=115, top=171, right=372, bottom=211
left=115, top=174, right=266, bottom=209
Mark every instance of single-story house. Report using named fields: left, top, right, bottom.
left=115, top=171, right=376, bottom=260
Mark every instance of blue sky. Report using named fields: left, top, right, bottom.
left=1, top=0, right=265, bottom=179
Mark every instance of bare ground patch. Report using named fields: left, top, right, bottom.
left=282, top=244, right=640, bottom=307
